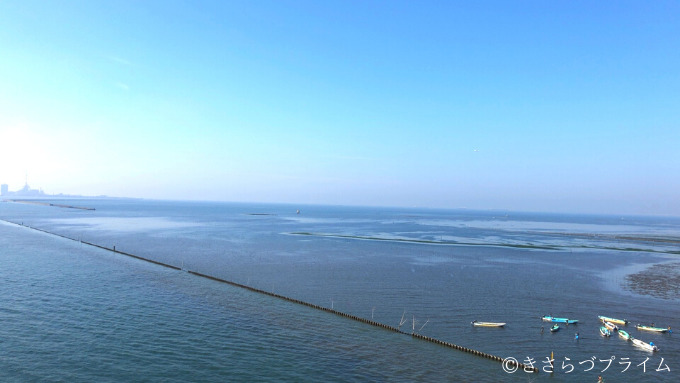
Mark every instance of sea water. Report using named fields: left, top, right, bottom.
left=1, top=199, right=679, bottom=382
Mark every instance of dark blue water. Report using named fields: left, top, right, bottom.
left=1, top=199, right=678, bottom=381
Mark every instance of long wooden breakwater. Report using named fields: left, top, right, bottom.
left=4, top=199, right=95, bottom=210
left=2, top=218, right=538, bottom=373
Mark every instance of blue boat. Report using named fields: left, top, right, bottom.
left=550, top=324, right=560, bottom=332
left=600, top=326, right=611, bottom=337
left=541, top=315, right=578, bottom=324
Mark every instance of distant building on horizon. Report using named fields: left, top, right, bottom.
left=1, top=181, right=46, bottom=198
left=0, top=180, right=103, bottom=199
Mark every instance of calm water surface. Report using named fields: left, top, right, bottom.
left=1, top=199, right=679, bottom=382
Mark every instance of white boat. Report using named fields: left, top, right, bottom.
left=604, top=321, right=619, bottom=332
left=632, top=338, right=659, bottom=352
left=471, top=320, right=505, bottom=327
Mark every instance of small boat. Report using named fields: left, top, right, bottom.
left=604, top=321, right=619, bottom=332
left=618, top=330, right=632, bottom=340
left=541, top=315, right=578, bottom=324
left=600, top=326, right=611, bottom=337
left=632, top=338, right=659, bottom=352
left=471, top=320, right=506, bottom=327
left=636, top=324, right=670, bottom=333
left=550, top=324, right=560, bottom=332
left=598, top=315, right=628, bottom=325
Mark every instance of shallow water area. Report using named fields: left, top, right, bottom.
left=47, top=216, right=204, bottom=232
left=625, top=262, right=680, bottom=300
left=1, top=199, right=679, bottom=382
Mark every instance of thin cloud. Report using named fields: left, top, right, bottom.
left=106, top=55, right=133, bottom=66
left=330, top=155, right=378, bottom=161
left=115, top=82, right=130, bottom=91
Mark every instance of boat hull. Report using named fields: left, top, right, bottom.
left=472, top=321, right=505, bottom=327
left=598, top=316, right=628, bottom=325
left=636, top=325, right=669, bottom=333
left=604, top=321, right=618, bottom=332
left=632, top=338, right=659, bottom=352
left=541, top=316, right=578, bottom=324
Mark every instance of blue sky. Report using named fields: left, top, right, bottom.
left=1, top=0, right=678, bottom=215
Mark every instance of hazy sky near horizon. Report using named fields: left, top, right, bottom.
left=1, top=1, right=679, bottom=215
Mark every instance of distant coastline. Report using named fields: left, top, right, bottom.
left=1, top=180, right=107, bottom=200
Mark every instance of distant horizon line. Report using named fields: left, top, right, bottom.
left=2, top=195, right=679, bottom=219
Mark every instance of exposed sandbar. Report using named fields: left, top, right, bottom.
left=625, top=262, right=680, bottom=300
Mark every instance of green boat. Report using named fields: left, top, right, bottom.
left=618, top=330, right=632, bottom=340
left=636, top=324, right=671, bottom=333
left=550, top=324, right=560, bottom=332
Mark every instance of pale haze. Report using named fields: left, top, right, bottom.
left=1, top=1, right=678, bottom=216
